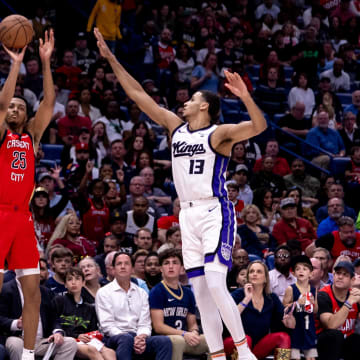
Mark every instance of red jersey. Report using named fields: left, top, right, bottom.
left=82, top=199, right=110, bottom=248
left=0, top=130, right=35, bottom=210
left=317, top=285, right=358, bottom=337
left=331, top=231, right=360, bottom=262
left=234, top=200, right=244, bottom=225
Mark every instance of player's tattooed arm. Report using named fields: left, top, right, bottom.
left=27, top=30, right=55, bottom=148
left=0, top=46, right=27, bottom=136
left=94, top=28, right=183, bottom=135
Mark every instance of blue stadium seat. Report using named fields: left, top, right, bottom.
left=223, top=111, right=242, bottom=124
left=329, top=157, right=351, bottom=178
left=284, top=66, right=294, bottom=79
left=273, top=113, right=285, bottom=124
left=119, top=106, right=130, bottom=120
left=221, top=98, right=243, bottom=115
left=246, top=64, right=260, bottom=78
left=336, top=93, right=352, bottom=105
left=39, top=159, right=58, bottom=168
left=42, top=144, right=64, bottom=162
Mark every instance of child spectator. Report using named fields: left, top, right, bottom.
left=53, top=267, right=116, bottom=360
left=226, top=182, right=244, bottom=226
left=283, top=255, right=318, bottom=360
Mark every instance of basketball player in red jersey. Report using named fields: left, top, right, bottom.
left=0, top=30, right=55, bottom=360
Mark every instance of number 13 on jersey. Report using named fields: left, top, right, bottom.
left=189, top=159, right=204, bottom=174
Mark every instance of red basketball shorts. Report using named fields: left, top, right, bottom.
left=0, top=205, right=39, bottom=270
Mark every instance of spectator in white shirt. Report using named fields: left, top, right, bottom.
left=288, top=73, right=315, bottom=117
left=255, top=0, right=280, bottom=20
left=269, top=245, right=296, bottom=301
left=95, top=252, right=172, bottom=360
left=320, top=58, right=351, bottom=93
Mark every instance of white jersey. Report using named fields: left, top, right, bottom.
left=171, top=123, right=229, bottom=202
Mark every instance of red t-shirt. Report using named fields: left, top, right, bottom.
left=253, top=156, right=290, bottom=177
left=157, top=215, right=179, bottom=230
left=272, top=217, right=317, bottom=251
left=0, top=130, right=35, bottom=209
left=57, top=115, right=92, bottom=144
left=55, top=65, right=82, bottom=90
left=53, top=236, right=96, bottom=262
left=234, top=200, right=245, bottom=225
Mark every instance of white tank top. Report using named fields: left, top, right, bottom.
left=125, top=210, right=155, bottom=235
left=171, top=123, right=230, bottom=202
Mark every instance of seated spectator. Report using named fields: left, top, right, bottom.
left=72, top=32, right=97, bottom=73
left=317, top=261, right=360, bottom=360
left=217, top=33, right=237, bottom=71
left=252, top=187, right=280, bottom=232
left=255, top=0, right=280, bottom=20
left=157, top=226, right=182, bottom=254
left=125, top=197, right=157, bottom=239
left=190, top=52, right=219, bottom=93
left=157, top=198, right=180, bottom=244
left=55, top=50, right=82, bottom=90
left=149, top=249, right=209, bottom=360
left=144, top=252, right=161, bottom=290
left=284, top=158, right=320, bottom=202
left=272, top=197, right=317, bottom=252
left=53, top=267, right=116, bottom=360
left=39, top=258, right=49, bottom=286
left=269, top=245, right=296, bottom=301
left=45, top=247, right=73, bottom=295
left=253, top=139, right=290, bottom=177
left=172, top=42, right=195, bottom=84
left=311, top=247, right=334, bottom=285
left=288, top=73, right=315, bottom=117
left=254, top=66, right=288, bottom=116
left=227, top=249, right=250, bottom=291
left=94, top=234, right=119, bottom=278
left=250, top=156, right=286, bottom=198
left=227, top=142, right=252, bottom=175
left=310, top=257, right=326, bottom=291
left=133, top=228, right=153, bottom=252
left=238, top=205, right=277, bottom=269
left=225, top=261, right=294, bottom=360
left=309, top=217, right=360, bottom=263
left=95, top=252, right=172, bottom=360
left=57, top=99, right=92, bottom=145
left=276, top=102, right=312, bottom=146
left=317, top=198, right=348, bottom=237
left=320, top=58, right=350, bottom=92
left=132, top=249, right=149, bottom=281
left=316, top=182, right=356, bottom=223
left=230, top=165, right=253, bottom=205
left=109, top=140, right=133, bottom=186
left=104, top=178, right=123, bottom=212
left=78, top=257, right=103, bottom=303
left=226, top=182, right=245, bottom=226
left=344, top=90, right=360, bottom=116
left=38, top=171, right=74, bottom=218
left=103, top=251, right=117, bottom=284
left=78, top=87, right=102, bottom=123
left=124, top=136, right=147, bottom=169
left=108, top=211, right=135, bottom=254
left=1, top=279, right=77, bottom=360
left=24, top=57, right=43, bottom=97
left=339, top=112, right=360, bottom=155
left=140, top=167, right=171, bottom=215
left=48, top=213, right=96, bottom=263
left=196, top=34, right=220, bottom=64
left=286, top=187, right=318, bottom=229
left=305, top=111, right=345, bottom=170
left=312, top=94, right=338, bottom=129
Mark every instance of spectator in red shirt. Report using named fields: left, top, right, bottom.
left=157, top=198, right=180, bottom=243
left=272, top=197, right=317, bottom=252
left=55, top=49, right=82, bottom=90
left=253, top=139, right=291, bottom=177
left=57, top=99, right=92, bottom=145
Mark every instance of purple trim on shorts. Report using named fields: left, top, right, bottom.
left=186, top=267, right=205, bottom=278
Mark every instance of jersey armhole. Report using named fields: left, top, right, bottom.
left=170, top=122, right=185, bottom=138
left=0, top=129, right=7, bottom=149
left=208, top=129, right=230, bottom=157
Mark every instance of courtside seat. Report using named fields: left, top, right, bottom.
left=42, top=144, right=64, bottom=162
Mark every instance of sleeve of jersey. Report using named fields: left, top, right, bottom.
left=317, top=291, right=333, bottom=316
left=148, top=284, right=165, bottom=310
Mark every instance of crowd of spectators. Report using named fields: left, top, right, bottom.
left=3, top=0, right=360, bottom=359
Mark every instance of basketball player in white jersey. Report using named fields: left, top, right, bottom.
left=94, top=28, right=267, bottom=360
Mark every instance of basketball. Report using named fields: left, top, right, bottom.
left=0, top=15, right=34, bottom=49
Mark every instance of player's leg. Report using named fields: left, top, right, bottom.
left=17, top=270, right=41, bottom=360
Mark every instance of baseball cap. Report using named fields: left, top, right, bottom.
left=235, top=164, right=248, bottom=173
left=75, top=142, right=89, bottom=152
left=110, top=210, right=127, bottom=224
left=79, top=126, right=90, bottom=133
left=34, top=186, right=49, bottom=196
left=38, top=172, right=52, bottom=182
left=291, top=255, right=313, bottom=271
left=76, top=32, right=87, bottom=40
left=334, top=261, right=355, bottom=277
left=280, top=197, right=296, bottom=209
left=142, top=79, right=155, bottom=86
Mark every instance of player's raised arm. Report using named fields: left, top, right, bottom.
left=0, top=46, right=27, bottom=134
left=211, top=71, right=267, bottom=154
left=94, top=28, right=182, bottom=134
left=27, top=30, right=55, bottom=147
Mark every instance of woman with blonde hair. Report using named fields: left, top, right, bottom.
left=238, top=205, right=277, bottom=269
left=224, top=260, right=295, bottom=360
left=47, top=213, right=96, bottom=263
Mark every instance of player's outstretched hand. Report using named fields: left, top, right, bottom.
left=94, top=28, right=112, bottom=59
left=39, top=29, right=55, bottom=62
left=2, top=44, right=27, bottom=64
left=224, top=70, right=249, bottom=100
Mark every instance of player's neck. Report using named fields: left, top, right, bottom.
left=187, top=116, right=210, bottom=131
left=8, top=123, right=25, bottom=134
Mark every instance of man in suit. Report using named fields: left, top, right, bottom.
left=0, top=279, right=77, bottom=360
